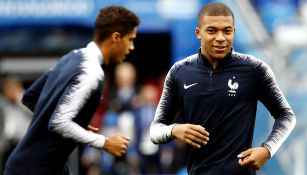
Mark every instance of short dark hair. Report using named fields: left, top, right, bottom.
left=198, top=2, right=234, bottom=27
left=94, top=6, right=140, bottom=42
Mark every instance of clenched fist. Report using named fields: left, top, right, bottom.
left=103, top=135, right=130, bottom=157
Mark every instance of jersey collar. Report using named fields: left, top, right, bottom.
left=198, top=48, right=234, bottom=69
left=86, top=41, right=104, bottom=66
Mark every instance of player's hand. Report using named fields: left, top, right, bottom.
left=171, top=123, right=209, bottom=148
left=237, top=147, right=270, bottom=170
left=103, top=135, right=130, bottom=157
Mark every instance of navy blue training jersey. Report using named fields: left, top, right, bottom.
left=5, top=42, right=106, bottom=175
left=150, top=50, right=295, bottom=175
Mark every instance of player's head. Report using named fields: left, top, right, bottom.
left=197, top=2, right=234, bottom=27
left=94, top=6, right=140, bottom=64
left=195, top=2, right=235, bottom=61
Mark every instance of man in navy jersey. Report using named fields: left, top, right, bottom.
left=150, top=2, right=296, bottom=175
left=4, top=6, right=140, bottom=175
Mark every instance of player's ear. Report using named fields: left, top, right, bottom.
left=111, top=32, right=121, bottom=42
left=195, top=27, right=201, bottom=39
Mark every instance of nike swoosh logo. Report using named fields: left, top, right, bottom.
left=184, top=83, right=198, bottom=89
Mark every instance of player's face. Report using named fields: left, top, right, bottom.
left=113, top=27, right=137, bottom=63
left=195, top=15, right=234, bottom=61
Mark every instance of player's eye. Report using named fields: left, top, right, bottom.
left=225, top=28, right=233, bottom=34
left=206, top=29, right=215, bottom=33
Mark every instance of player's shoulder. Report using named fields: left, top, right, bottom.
left=164, top=53, right=198, bottom=80
left=232, top=51, right=275, bottom=79
left=171, top=53, right=199, bottom=71
left=56, top=48, right=103, bottom=81
left=232, top=51, right=269, bottom=69
left=233, top=51, right=258, bottom=62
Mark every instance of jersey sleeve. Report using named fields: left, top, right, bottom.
left=48, top=70, right=105, bottom=149
left=22, top=70, right=50, bottom=112
left=256, top=61, right=296, bottom=157
left=150, top=64, right=180, bottom=144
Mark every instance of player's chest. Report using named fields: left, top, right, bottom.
left=176, top=68, right=257, bottom=101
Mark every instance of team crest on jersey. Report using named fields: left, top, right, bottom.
left=228, top=76, right=239, bottom=96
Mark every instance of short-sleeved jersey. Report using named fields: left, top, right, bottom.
left=5, top=42, right=105, bottom=175
left=150, top=50, right=295, bottom=175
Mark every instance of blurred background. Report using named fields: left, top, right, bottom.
left=0, top=0, right=306, bottom=175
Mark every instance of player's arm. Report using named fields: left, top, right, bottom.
left=48, top=73, right=128, bottom=156
left=238, top=60, right=296, bottom=170
left=22, top=70, right=50, bottom=112
left=150, top=64, right=209, bottom=148
left=150, top=68, right=178, bottom=144
left=257, top=61, right=296, bottom=157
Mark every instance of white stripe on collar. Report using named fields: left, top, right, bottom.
left=86, top=41, right=103, bottom=65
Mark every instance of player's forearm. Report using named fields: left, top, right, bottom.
left=150, top=121, right=175, bottom=144
left=49, top=120, right=106, bottom=148
left=150, top=97, right=177, bottom=144
left=262, top=113, right=296, bottom=157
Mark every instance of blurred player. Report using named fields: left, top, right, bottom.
left=150, top=2, right=296, bottom=175
left=4, top=6, right=140, bottom=175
